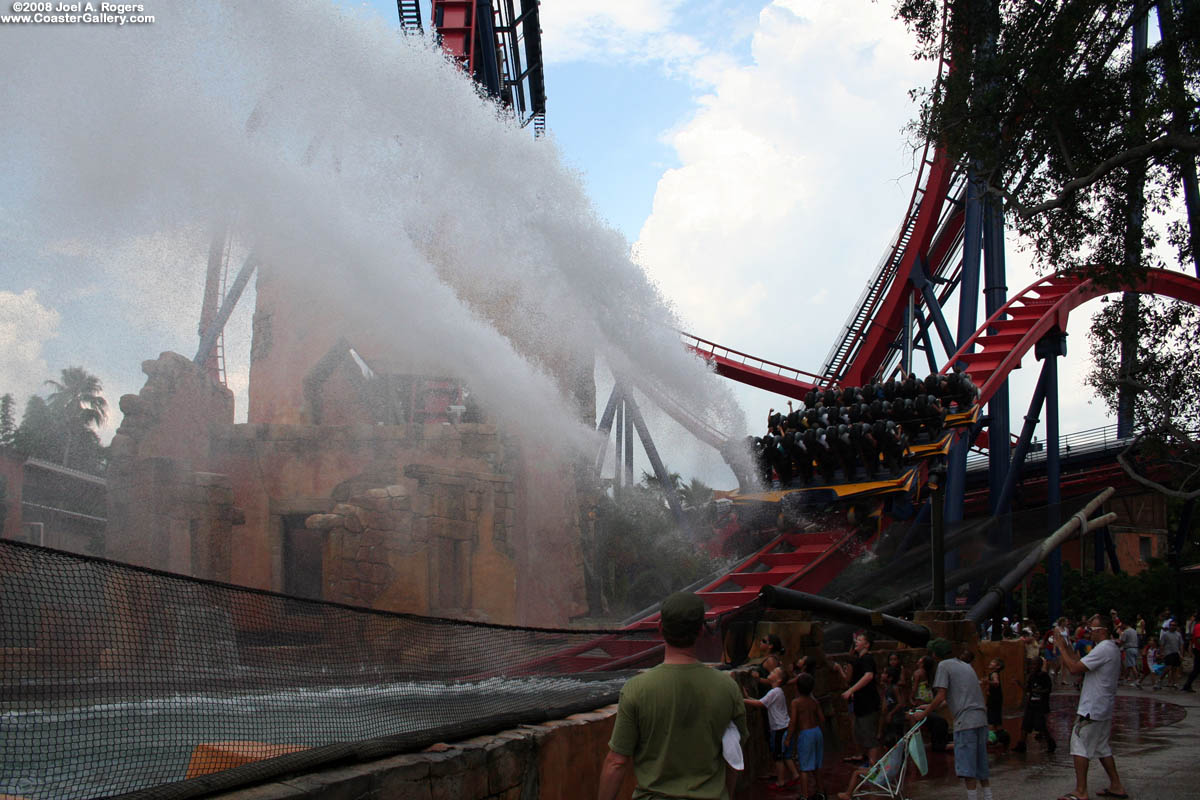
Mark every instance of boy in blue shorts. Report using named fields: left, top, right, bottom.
left=786, top=672, right=826, bottom=800
left=744, top=667, right=800, bottom=791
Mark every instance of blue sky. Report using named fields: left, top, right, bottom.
left=0, top=0, right=1119, bottom=488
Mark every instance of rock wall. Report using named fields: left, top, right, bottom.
left=107, top=344, right=588, bottom=626
left=213, top=421, right=584, bottom=626
left=305, top=464, right=518, bottom=621
left=106, top=353, right=239, bottom=580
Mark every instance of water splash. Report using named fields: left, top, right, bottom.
left=0, top=0, right=746, bottom=472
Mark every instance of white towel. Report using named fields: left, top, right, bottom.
left=722, top=722, right=744, bottom=771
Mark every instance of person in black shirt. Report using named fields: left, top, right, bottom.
left=1013, top=656, right=1056, bottom=753
left=840, top=631, right=882, bottom=766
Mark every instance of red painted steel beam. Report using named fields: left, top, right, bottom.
left=432, top=0, right=476, bottom=69
left=842, top=149, right=956, bottom=386
left=681, top=332, right=822, bottom=398
left=941, top=269, right=1200, bottom=407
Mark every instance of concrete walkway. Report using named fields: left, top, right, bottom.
left=905, top=685, right=1198, bottom=800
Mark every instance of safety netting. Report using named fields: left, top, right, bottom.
left=0, top=539, right=636, bottom=800
left=832, top=498, right=1101, bottom=607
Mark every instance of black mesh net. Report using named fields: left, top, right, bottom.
left=0, top=539, right=636, bottom=800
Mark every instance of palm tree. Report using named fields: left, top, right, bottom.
left=45, top=367, right=107, bottom=469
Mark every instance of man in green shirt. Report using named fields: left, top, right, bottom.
left=598, top=592, right=749, bottom=800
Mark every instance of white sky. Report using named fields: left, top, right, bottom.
left=0, top=0, right=1140, bottom=489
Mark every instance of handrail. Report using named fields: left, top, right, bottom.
left=681, top=331, right=826, bottom=385
left=964, top=424, right=1130, bottom=471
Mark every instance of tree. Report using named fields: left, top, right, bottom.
left=895, top=0, right=1200, bottom=284
left=1088, top=296, right=1200, bottom=499
left=589, top=476, right=719, bottom=617
left=0, top=394, right=15, bottom=448
left=43, top=366, right=108, bottom=471
left=13, top=395, right=67, bottom=464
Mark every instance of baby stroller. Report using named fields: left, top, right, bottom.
left=849, top=718, right=928, bottom=799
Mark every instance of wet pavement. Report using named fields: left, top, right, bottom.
left=739, top=684, right=1199, bottom=800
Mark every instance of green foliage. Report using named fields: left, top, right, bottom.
left=13, top=395, right=66, bottom=463
left=0, top=394, right=15, bottom=448
left=1086, top=296, right=1200, bottom=498
left=1025, top=561, right=1200, bottom=625
left=895, top=0, right=1200, bottom=284
left=10, top=367, right=108, bottom=474
left=592, top=477, right=718, bottom=617
left=1087, top=296, right=1200, bottom=432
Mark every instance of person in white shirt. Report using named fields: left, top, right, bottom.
left=1055, top=614, right=1128, bottom=800
left=744, top=667, right=800, bottom=790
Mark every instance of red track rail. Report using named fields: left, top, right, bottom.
left=839, top=150, right=956, bottom=386
left=682, top=332, right=821, bottom=398
left=519, top=527, right=867, bottom=674
left=940, top=269, right=1200, bottom=405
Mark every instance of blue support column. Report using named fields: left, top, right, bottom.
left=983, top=194, right=1012, bottom=549
left=993, top=365, right=1049, bottom=516
left=1037, top=330, right=1068, bottom=621
left=614, top=401, right=624, bottom=495
left=912, top=257, right=957, bottom=359
left=593, top=384, right=621, bottom=475
left=942, top=172, right=985, bottom=602
left=624, top=398, right=635, bottom=487
left=956, top=173, right=985, bottom=354
left=913, top=306, right=941, bottom=374
left=903, top=291, right=915, bottom=376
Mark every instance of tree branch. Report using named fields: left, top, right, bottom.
left=1116, top=428, right=1200, bottom=501
left=992, top=133, right=1200, bottom=218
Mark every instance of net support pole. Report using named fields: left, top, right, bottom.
left=1037, top=330, right=1068, bottom=620
left=930, top=465, right=946, bottom=609
left=759, top=585, right=932, bottom=647
left=967, top=489, right=1116, bottom=626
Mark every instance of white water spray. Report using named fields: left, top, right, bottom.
left=0, top=0, right=747, bottom=474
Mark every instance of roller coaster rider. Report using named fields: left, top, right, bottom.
left=812, top=427, right=839, bottom=484
left=791, top=430, right=814, bottom=485
left=833, top=423, right=859, bottom=480
left=875, top=420, right=906, bottom=474
left=786, top=400, right=803, bottom=431
left=853, top=421, right=880, bottom=480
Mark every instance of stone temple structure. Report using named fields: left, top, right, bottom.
left=106, top=262, right=593, bottom=627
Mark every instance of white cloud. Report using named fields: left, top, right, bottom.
left=634, top=0, right=933, bottom=377
left=541, top=0, right=686, bottom=63
left=540, top=0, right=728, bottom=86
left=0, top=289, right=60, bottom=408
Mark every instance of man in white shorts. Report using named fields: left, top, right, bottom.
left=1055, top=614, right=1129, bottom=800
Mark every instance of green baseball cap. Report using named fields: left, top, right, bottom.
left=661, top=592, right=706, bottom=639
